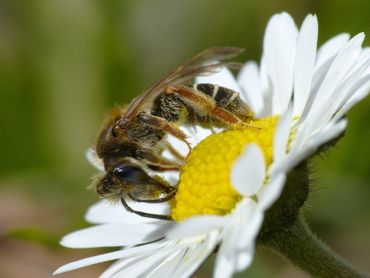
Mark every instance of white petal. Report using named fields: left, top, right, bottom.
left=231, top=144, right=266, bottom=196
left=257, top=174, right=286, bottom=210
left=196, top=68, right=241, bottom=92
left=235, top=200, right=264, bottom=248
left=293, top=14, right=318, bottom=116
left=186, top=125, right=213, bottom=147
left=284, top=120, right=347, bottom=172
left=86, top=148, right=105, bottom=172
left=332, top=78, right=370, bottom=122
left=237, top=61, right=264, bottom=116
left=273, top=108, right=292, bottom=163
left=149, top=234, right=218, bottom=278
left=54, top=241, right=166, bottom=274
left=316, top=61, right=370, bottom=129
left=101, top=258, right=140, bottom=278
left=166, top=215, right=226, bottom=239
left=263, top=12, right=298, bottom=114
left=235, top=247, right=254, bottom=271
left=346, top=47, right=370, bottom=77
left=113, top=251, right=173, bottom=278
left=163, top=134, right=188, bottom=159
left=315, top=33, right=350, bottom=70
left=214, top=230, right=239, bottom=278
left=306, top=55, right=337, bottom=117
left=147, top=249, right=187, bottom=278
left=85, top=200, right=170, bottom=224
left=258, top=55, right=274, bottom=117
left=309, top=119, right=348, bottom=148
left=171, top=232, right=219, bottom=278
left=307, top=34, right=364, bottom=114
left=281, top=118, right=346, bottom=172
left=61, top=222, right=173, bottom=248
left=214, top=254, right=234, bottom=278
left=295, top=33, right=365, bottom=149
left=214, top=199, right=262, bottom=277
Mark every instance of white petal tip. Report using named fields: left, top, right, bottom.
left=60, top=235, right=86, bottom=249
left=53, top=267, right=66, bottom=275
left=60, top=238, right=74, bottom=248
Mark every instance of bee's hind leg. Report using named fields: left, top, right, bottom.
left=165, top=85, right=246, bottom=128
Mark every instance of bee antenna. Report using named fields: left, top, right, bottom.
left=120, top=197, right=173, bottom=221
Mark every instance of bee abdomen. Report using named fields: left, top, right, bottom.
left=193, top=83, right=252, bottom=121
left=193, top=83, right=238, bottom=108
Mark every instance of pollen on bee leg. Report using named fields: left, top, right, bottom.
left=170, top=116, right=280, bottom=222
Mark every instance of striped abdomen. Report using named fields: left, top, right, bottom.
left=152, top=83, right=252, bottom=126
left=192, top=83, right=252, bottom=122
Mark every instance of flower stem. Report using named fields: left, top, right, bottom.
left=262, top=215, right=369, bottom=278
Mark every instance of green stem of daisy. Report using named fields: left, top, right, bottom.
left=263, top=215, right=369, bottom=278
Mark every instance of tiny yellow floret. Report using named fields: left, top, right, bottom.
left=171, top=116, right=279, bottom=221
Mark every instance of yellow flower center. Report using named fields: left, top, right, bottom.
left=171, top=116, right=279, bottom=221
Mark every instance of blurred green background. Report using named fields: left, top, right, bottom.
left=0, top=0, right=369, bottom=277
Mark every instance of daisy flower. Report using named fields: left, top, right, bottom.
left=55, top=12, right=370, bottom=278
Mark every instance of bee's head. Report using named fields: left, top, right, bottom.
left=95, top=163, right=160, bottom=200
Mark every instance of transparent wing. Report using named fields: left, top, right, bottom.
left=123, top=47, right=244, bottom=121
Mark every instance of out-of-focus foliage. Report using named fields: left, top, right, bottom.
left=0, top=0, right=369, bottom=277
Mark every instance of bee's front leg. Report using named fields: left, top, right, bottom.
left=137, top=149, right=183, bottom=170
left=138, top=113, right=192, bottom=150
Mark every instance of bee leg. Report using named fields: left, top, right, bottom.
left=208, top=118, right=219, bottom=133
left=150, top=175, right=177, bottom=194
left=137, top=149, right=183, bottom=169
left=138, top=114, right=192, bottom=149
left=128, top=188, right=176, bottom=203
left=165, top=142, right=186, bottom=161
left=148, top=164, right=180, bottom=172
left=165, top=85, right=246, bottom=127
left=149, top=157, right=183, bottom=170
left=120, top=197, right=173, bottom=221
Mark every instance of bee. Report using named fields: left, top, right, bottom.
left=92, top=47, right=253, bottom=220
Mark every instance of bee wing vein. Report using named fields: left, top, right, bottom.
left=123, top=47, right=244, bottom=120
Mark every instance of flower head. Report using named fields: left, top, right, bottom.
left=55, top=12, right=370, bottom=278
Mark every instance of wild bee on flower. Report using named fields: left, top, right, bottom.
left=91, top=47, right=254, bottom=220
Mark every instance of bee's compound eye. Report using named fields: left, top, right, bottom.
left=114, top=166, right=144, bottom=184
left=111, top=124, right=121, bottom=138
